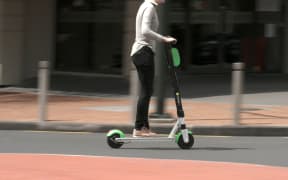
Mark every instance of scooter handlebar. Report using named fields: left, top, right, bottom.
left=164, top=36, right=177, bottom=45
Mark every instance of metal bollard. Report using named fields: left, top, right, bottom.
left=232, top=62, right=245, bottom=125
left=38, top=60, right=49, bottom=126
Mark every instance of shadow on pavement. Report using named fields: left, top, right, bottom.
left=120, top=147, right=252, bottom=151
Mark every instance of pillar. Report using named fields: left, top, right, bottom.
left=0, top=0, right=25, bottom=85
left=121, top=0, right=141, bottom=78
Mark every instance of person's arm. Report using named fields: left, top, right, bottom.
left=141, top=6, right=165, bottom=42
left=141, top=7, right=177, bottom=44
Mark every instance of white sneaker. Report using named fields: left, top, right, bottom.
left=142, top=127, right=157, bottom=136
left=132, top=129, right=150, bottom=137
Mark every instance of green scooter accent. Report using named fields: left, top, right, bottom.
left=171, top=48, right=181, bottom=67
left=175, top=130, right=193, bottom=143
left=107, top=129, right=125, bottom=138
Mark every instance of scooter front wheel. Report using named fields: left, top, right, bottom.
left=176, top=132, right=194, bottom=149
left=106, top=129, right=125, bottom=149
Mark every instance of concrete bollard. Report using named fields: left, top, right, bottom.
left=232, top=62, right=245, bottom=125
left=38, top=60, right=50, bottom=126
left=130, top=69, right=139, bottom=124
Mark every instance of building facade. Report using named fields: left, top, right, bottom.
left=1, top=0, right=288, bottom=85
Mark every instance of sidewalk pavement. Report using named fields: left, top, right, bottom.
left=0, top=89, right=288, bottom=136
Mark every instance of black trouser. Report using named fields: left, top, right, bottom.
left=132, top=46, right=155, bottom=130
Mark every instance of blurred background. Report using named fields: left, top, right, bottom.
left=0, top=0, right=287, bottom=86
left=0, top=0, right=288, bottom=124
left=1, top=2, right=288, bottom=172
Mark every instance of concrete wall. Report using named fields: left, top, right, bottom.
left=0, top=0, right=55, bottom=85
left=0, top=0, right=25, bottom=85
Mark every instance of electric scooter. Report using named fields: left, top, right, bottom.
left=106, top=44, right=194, bottom=149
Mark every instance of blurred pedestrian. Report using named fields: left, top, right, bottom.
left=131, top=0, right=177, bottom=137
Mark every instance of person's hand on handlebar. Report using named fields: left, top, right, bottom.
left=163, top=36, right=177, bottom=44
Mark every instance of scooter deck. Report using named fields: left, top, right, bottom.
left=116, top=136, right=175, bottom=143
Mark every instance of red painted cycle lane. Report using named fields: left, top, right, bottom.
left=0, top=154, right=287, bottom=180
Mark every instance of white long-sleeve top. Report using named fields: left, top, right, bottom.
left=130, top=0, right=165, bottom=56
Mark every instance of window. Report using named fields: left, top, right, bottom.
left=55, top=0, right=125, bottom=74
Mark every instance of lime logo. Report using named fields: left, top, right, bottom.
left=176, top=92, right=180, bottom=96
